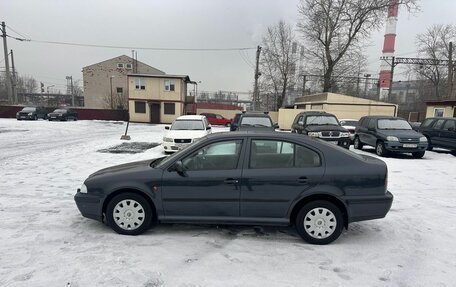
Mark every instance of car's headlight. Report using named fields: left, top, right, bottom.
left=340, top=132, right=350, bottom=137
left=386, top=136, right=399, bottom=141
left=80, top=184, right=88, bottom=194
left=163, top=137, right=173, bottom=142
left=28, top=112, right=33, bottom=116
left=16, top=112, right=19, bottom=116
left=420, top=136, right=427, bottom=142
left=307, top=132, right=320, bottom=137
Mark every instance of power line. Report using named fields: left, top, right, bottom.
left=5, top=25, right=31, bottom=40
left=8, top=35, right=256, bottom=51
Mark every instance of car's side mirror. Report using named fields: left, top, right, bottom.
left=165, top=126, right=170, bottom=130
left=171, top=160, right=187, bottom=176
left=206, top=126, right=211, bottom=130
left=448, top=127, right=455, bottom=132
left=298, top=121, right=303, bottom=125
left=274, top=123, right=279, bottom=129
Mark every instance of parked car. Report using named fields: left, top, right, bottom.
left=291, top=111, right=351, bottom=149
left=75, top=131, right=393, bottom=245
left=354, top=116, right=428, bottom=158
left=200, top=113, right=232, bottom=127
left=16, top=106, right=48, bottom=120
left=162, top=115, right=211, bottom=153
left=339, top=119, right=359, bottom=142
left=230, top=111, right=278, bottom=131
left=47, top=108, right=78, bottom=121
left=409, top=121, right=421, bottom=131
left=419, top=117, right=456, bottom=155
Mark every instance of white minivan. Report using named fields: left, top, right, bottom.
left=162, top=115, right=212, bottom=153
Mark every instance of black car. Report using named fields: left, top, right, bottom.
left=354, top=116, right=428, bottom=158
left=419, top=117, right=456, bottom=155
left=230, top=112, right=278, bottom=131
left=291, top=111, right=351, bottom=149
left=47, top=108, right=78, bottom=121
left=16, top=106, right=48, bottom=120
left=75, top=131, right=393, bottom=245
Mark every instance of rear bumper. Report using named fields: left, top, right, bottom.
left=345, top=191, right=393, bottom=223
left=74, top=191, right=103, bottom=221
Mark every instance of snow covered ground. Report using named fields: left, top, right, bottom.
left=0, top=118, right=455, bottom=287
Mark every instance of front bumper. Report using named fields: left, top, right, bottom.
left=345, top=191, right=394, bottom=223
left=74, top=191, right=103, bottom=221
left=384, top=141, right=428, bottom=153
left=319, top=137, right=351, bottom=149
left=16, top=114, right=34, bottom=120
left=162, top=141, right=192, bottom=152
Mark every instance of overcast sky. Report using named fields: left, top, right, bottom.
left=1, top=0, right=456, bottom=94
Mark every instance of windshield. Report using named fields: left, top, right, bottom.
left=171, top=120, right=204, bottom=130
left=306, top=116, right=339, bottom=125
left=53, top=109, right=67, bottom=113
left=378, top=119, right=412, bottom=130
left=21, top=107, right=36, bottom=112
left=340, top=120, right=358, bottom=126
left=240, top=117, right=272, bottom=127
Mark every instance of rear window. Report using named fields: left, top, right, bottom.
left=240, top=116, right=272, bottom=127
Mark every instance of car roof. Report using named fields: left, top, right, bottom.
left=297, top=111, right=334, bottom=116
left=205, top=130, right=301, bottom=140
left=340, top=119, right=358, bottom=121
left=424, top=117, right=455, bottom=120
left=176, top=115, right=205, bottom=120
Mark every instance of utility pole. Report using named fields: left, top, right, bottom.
left=448, top=42, right=453, bottom=99
left=302, top=75, right=307, bottom=97
left=364, top=74, right=371, bottom=98
left=253, top=45, right=261, bottom=111
left=387, top=56, right=396, bottom=102
left=10, top=49, right=17, bottom=104
left=1, top=22, right=12, bottom=104
left=356, top=73, right=361, bottom=97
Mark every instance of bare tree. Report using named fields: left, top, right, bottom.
left=259, top=21, right=299, bottom=110
left=102, top=92, right=128, bottom=110
left=415, top=24, right=456, bottom=100
left=298, top=0, right=418, bottom=92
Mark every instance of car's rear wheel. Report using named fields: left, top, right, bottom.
left=412, top=151, right=425, bottom=159
left=376, top=141, right=387, bottom=157
left=106, top=192, right=153, bottom=235
left=33, top=115, right=38, bottom=120
left=353, top=136, right=363, bottom=150
left=295, top=200, right=344, bottom=245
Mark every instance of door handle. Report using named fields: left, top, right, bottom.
left=224, top=178, right=239, bottom=184
left=297, top=176, right=308, bottom=184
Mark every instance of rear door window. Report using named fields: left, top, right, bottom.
left=421, top=118, right=436, bottom=128
left=442, top=120, right=456, bottom=131
left=367, top=119, right=376, bottom=130
left=433, top=119, right=446, bottom=130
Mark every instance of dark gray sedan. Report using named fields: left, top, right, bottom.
left=75, top=131, right=393, bottom=244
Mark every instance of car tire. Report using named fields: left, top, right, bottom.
left=34, top=115, right=38, bottom=120
left=295, top=200, right=344, bottom=245
left=451, top=150, right=456, bottom=157
left=353, top=136, right=363, bottom=150
left=376, top=141, right=387, bottom=157
left=412, top=151, right=425, bottom=159
left=106, top=192, right=153, bottom=235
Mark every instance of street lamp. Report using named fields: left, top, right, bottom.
left=110, top=76, right=115, bottom=109
left=195, top=81, right=201, bottom=103
left=47, top=85, right=55, bottom=106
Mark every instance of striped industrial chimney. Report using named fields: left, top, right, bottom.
left=379, top=0, right=399, bottom=101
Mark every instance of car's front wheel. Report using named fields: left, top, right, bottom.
left=106, top=192, right=153, bottom=235
left=295, top=200, right=344, bottom=245
left=426, top=137, right=433, bottom=151
left=353, top=136, right=363, bottom=150
left=412, top=151, right=425, bottom=159
left=376, top=141, right=387, bottom=157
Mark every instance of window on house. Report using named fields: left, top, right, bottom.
left=434, top=108, right=444, bottom=117
left=164, top=103, right=175, bottom=115
left=135, top=78, right=145, bottom=90
left=125, top=63, right=132, bottom=69
left=116, top=87, right=123, bottom=94
left=117, top=63, right=124, bottom=68
left=165, top=80, right=175, bottom=91
left=135, top=101, right=146, bottom=114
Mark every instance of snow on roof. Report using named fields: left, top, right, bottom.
left=176, top=115, right=206, bottom=120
